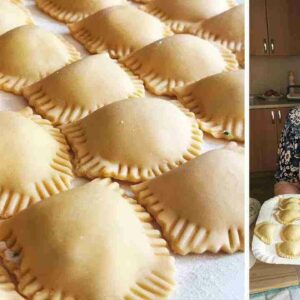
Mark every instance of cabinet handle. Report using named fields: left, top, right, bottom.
left=263, top=39, right=268, bottom=53
left=271, top=110, right=275, bottom=124
left=278, top=110, right=282, bottom=123
left=270, top=39, right=275, bottom=54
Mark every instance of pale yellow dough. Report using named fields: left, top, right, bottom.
left=62, top=98, right=203, bottom=182
left=0, top=264, right=24, bottom=299
left=276, top=241, right=300, bottom=259
left=0, top=108, right=73, bottom=218
left=281, top=225, right=300, bottom=242
left=275, top=210, right=300, bottom=225
left=132, top=147, right=244, bottom=255
left=35, top=0, right=127, bottom=23
left=122, top=34, right=239, bottom=96
left=0, top=179, right=175, bottom=299
left=254, top=222, right=278, bottom=245
left=0, top=25, right=81, bottom=95
left=69, top=5, right=172, bottom=59
left=189, top=5, right=244, bottom=54
left=279, top=197, right=300, bottom=208
left=175, top=70, right=244, bottom=142
left=0, top=0, right=34, bottom=36
left=143, top=0, right=237, bottom=33
left=23, top=53, right=145, bottom=125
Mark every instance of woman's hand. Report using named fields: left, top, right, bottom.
left=274, top=181, right=300, bottom=195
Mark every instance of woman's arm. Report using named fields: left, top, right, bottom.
left=274, top=107, right=300, bottom=195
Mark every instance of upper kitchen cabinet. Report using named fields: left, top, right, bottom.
left=250, top=0, right=269, bottom=55
left=250, top=0, right=300, bottom=56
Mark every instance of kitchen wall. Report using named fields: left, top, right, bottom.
left=250, top=56, right=300, bottom=95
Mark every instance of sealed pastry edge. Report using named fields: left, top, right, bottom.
left=174, top=80, right=244, bottom=142
left=121, top=40, right=239, bottom=96
left=0, top=107, right=74, bottom=219
left=131, top=176, right=244, bottom=255
left=141, top=0, right=238, bottom=33
left=23, top=56, right=145, bottom=125
left=253, top=222, right=277, bottom=245
left=0, top=178, right=176, bottom=299
left=61, top=100, right=203, bottom=182
left=68, top=11, right=173, bottom=59
left=276, top=242, right=300, bottom=259
left=0, top=31, right=81, bottom=95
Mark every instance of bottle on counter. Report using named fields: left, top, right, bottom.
left=288, top=71, right=295, bottom=94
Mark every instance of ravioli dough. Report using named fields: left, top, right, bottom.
left=143, top=0, right=237, bottom=33
left=0, top=0, right=33, bottom=36
left=189, top=5, right=244, bottom=54
left=254, top=222, right=278, bottom=245
left=175, top=70, right=244, bottom=141
left=279, top=202, right=300, bottom=211
left=275, top=210, right=300, bottom=225
left=36, top=0, right=126, bottom=23
left=276, top=241, right=300, bottom=259
left=0, top=108, right=73, bottom=218
left=122, top=34, right=239, bottom=96
left=23, top=53, right=145, bottom=125
left=0, top=25, right=81, bottom=95
left=69, top=5, right=172, bottom=59
left=0, top=264, right=24, bottom=299
left=132, top=147, right=244, bottom=255
left=0, top=179, right=175, bottom=299
left=279, top=197, right=300, bottom=207
left=62, top=98, right=203, bottom=182
left=281, top=225, right=300, bottom=242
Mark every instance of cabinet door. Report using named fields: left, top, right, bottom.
left=276, top=107, right=291, bottom=139
left=266, top=0, right=300, bottom=55
left=250, top=0, right=269, bottom=55
left=250, top=109, right=278, bottom=172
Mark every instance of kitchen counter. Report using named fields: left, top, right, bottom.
left=250, top=97, right=300, bottom=109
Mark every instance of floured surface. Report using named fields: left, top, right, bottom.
left=253, top=194, right=300, bottom=265
left=0, top=0, right=244, bottom=299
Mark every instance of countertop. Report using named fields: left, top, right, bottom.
left=250, top=97, right=300, bottom=109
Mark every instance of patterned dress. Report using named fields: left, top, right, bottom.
left=275, top=107, right=300, bottom=182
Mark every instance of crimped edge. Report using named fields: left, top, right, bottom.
left=23, top=56, right=145, bottom=125
left=35, top=0, right=91, bottom=23
left=61, top=101, right=203, bottom=182
left=0, top=32, right=81, bottom=95
left=0, top=178, right=176, bottom=299
left=280, top=225, right=300, bottom=242
left=142, top=0, right=238, bottom=33
left=274, top=209, right=300, bottom=225
left=121, top=40, right=239, bottom=96
left=68, top=14, right=173, bottom=59
left=276, top=242, right=300, bottom=259
left=132, top=180, right=244, bottom=255
left=253, top=222, right=277, bottom=245
left=0, top=264, right=23, bottom=299
left=174, top=84, right=244, bottom=142
left=0, top=107, right=74, bottom=219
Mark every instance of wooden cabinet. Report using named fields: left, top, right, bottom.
left=250, top=0, right=300, bottom=55
left=250, top=107, right=291, bottom=172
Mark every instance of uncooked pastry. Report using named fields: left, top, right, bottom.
left=281, top=225, right=300, bottom=242
left=69, top=5, right=172, bottom=59
left=23, top=53, right=145, bottom=125
left=175, top=70, right=244, bottom=141
left=35, top=0, right=127, bottom=23
left=279, top=197, right=300, bottom=208
left=132, top=147, right=244, bottom=255
left=143, top=0, right=237, bottom=33
left=189, top=5, right=244, bottom=54
left=0, top=107, right=73, bottom=218
left=275, top=210, right=300, bottom=225
left=276, top=241, right=300, bottom=259
left=122, top=34, right=239, bottom=96
left=0, top=179, right=175, bottom=299
left=0, top=25, right=81, bottom=95
left=0, top=0, right=33, bottom=36
left=62, top=98, right=203, bottom=182
left=254, top=222, right=278, bottom=245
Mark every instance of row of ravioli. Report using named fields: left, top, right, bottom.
left=254, top=197, right=300, bottom=259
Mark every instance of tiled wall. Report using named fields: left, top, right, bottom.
left=250, top=56, right=300, bottom=95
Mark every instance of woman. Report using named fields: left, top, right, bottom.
left=275, top=107, right=300, bottom=195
